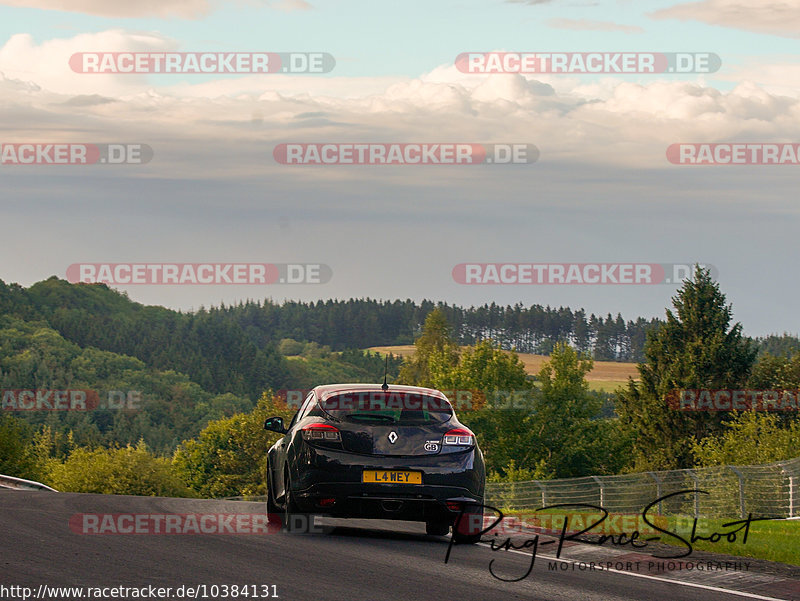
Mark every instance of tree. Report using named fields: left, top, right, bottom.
left=0, top=414, right=41, bottom=480
left=431, top=339, right=536, bottom=477
left=278, top=338, right=304, bottom=356
left=532, top=343, right=631, bottom=477
left=172, top=392, right=293, bottom=498
left=429, top=339, right=530, bottom=394
left=398, top=308, right=459, bottom=386
left=615, top=266, right=757, bottom=470
left=748, top=353, right=800, bottom=389
left=755, top=333, right=800, bottom=359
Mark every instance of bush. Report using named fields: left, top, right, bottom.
left=172, top=392, right=293, bottom=498
left=693, top=411, right=800, bottom=466
left=278, top=338, right=305, bottom=356
left=47, top=440, right=192, bottom=497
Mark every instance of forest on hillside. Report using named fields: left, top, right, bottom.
left=0, top=276, right=797, bottom=459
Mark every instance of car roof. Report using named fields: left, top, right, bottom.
left=312, top=383, right=449, bottom=402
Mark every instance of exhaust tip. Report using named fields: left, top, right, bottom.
left=381, top=500, right=404, bottom=512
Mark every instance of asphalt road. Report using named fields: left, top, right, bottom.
left=0, top=491, right=795, bottom=601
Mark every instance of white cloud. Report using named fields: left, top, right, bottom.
left=0, top=31, right=175, bottom=96
left=1, top=32, right=799, bottom=179
left=0, top=0, right=312, bottom=18
left=0, top=30, right=395, bottom=100
left=0, top=0, right=212, bottom=18
left=547, top=18, right=644, bottom=34
left=721, top=60, right=800, bottom=97
left=1, top=35, right=800, bottom=336
left=650, top=0, right=800, bottom=38
left=270, top=0, right=312, bottom=10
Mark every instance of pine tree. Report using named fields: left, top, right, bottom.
left=615, top=266, right=757, bottom=470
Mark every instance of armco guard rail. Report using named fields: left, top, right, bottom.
left=0, top=474, right=57, bottom=492
left=485, top=456, right=800, bottom=519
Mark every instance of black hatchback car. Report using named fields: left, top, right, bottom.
left=264, top=384, right=486, bottom=542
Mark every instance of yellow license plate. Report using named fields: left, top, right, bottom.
left=362, top=470, right=422, bottom=484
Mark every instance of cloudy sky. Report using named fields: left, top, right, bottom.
left=1, top=0, right=799, bottom=336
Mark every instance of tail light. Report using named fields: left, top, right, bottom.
left=443, top=427, right=475, bottom=446
left=301, top=423, right=341, bottom=442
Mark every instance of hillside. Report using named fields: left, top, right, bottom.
left=367, top=345, right=640, bottom=385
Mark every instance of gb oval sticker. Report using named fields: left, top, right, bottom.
left=424, top=441, right=439, bottom=452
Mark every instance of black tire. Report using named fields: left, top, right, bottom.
left=425, top=521, right=451, bottom=536
left=452, top=530, right=482, bottom=544
left=265, top=459, right=280, bottom=517
left=452, top=506, right=484, bottom=544
left=282, top=469, right=303, bottom=533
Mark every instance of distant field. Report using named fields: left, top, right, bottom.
left=588, top=380, right=631, bottom=392
left=367, top=345, right=639, bottom=383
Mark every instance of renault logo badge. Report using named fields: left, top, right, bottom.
left=388, top=431, right=398, bottom=444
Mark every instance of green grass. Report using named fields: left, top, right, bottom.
left=587, top=380, right=628, bottom=392
left=492, top=507, right=800, bottom=566
left=660, top=515, right=800, bottom=566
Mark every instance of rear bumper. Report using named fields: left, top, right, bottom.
left=294, top=482, right=480, bottom=521
left=289, top=446, right=485, bottom=522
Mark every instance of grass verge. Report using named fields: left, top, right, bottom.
left=489, top=507, right=800, bottom=566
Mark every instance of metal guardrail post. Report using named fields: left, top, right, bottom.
left=535, top=482, right=547, bottom=508
left=591, top=475, right=604, bottom=508
left=647, top=472, right=663, bottom=514
left=688, top=470, right=700, bottom=518
left=781, top=467, right=795, bottom=518
left=728, top=466, right=746, bottom=519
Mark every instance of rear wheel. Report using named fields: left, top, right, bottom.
left=425, top=521, right=450, bottom=536
left=452, top=505, right=484, bottom=544
left=282, top=470, right=304, bottom=533
left=452, top=530, right=482, bottom=544
left=265, top=459, right=280, bottom=520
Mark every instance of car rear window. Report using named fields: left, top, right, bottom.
left=318, top=391, right=453, bottom=424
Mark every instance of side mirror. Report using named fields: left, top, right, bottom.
left=264, top=416, right=287, bottom=434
